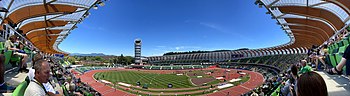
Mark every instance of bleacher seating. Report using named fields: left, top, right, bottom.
left=327, top=36, right=349, bottom=74
left=75, top=66, right=111, bottom=73
left=172, top=66, right=183, bottom=70
left=142, top=65, right=207, bottom=70
left=233, top=54, right=307, bottom=71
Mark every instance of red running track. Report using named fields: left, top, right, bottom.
left=207, top=70, right=264, bottom=96
left=74, top=69, right=135, bottom=96
left=75, top=69, right=264, bottom=96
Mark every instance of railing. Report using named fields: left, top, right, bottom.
left=2, top=24, right=38, bottom=51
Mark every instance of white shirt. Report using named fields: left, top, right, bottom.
left=28, top=68, right=56, bottom=94
left=24, top=80, right=46, bottom=96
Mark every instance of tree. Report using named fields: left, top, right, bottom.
left=113, top=58, right=117, bottom=64
left=67, top=56, right=77, bottom=64
left=117, top=54, right=125, bottom=65
left=94, top=56, right=103, bottom=61
left=124, top=56, right=134, bottom=65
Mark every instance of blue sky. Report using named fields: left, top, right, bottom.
left=58, top=0, right=289, bottom=56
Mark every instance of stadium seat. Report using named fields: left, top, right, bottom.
left=12, top=80, right=29, bottom=96
left=333, top=43, right=339, bottom=50
left=61, top=85, right=69, bottom=96
left=335, top=46, right=346, bottom=62
left=329, top=54, right=337, bottom=67
left=10, top=54, right=21, bottom=64
left=334, top=45, right=348, bottom=71
left=343, top=39, right=349, bottom=46
left=0, top=42, right=4, bottom=52
left=0, top=42, right=12, bottom=69
left=328, top=47, right=333, bottom=55
left=338, top=41, right=344, bottom=47
left=270, top=85, right=282, bottom=96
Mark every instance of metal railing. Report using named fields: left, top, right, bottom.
left=2, top=24, right=38, bottom=51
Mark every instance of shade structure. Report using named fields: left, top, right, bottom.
left=256, top=0, right=350, bottom=51
left=0, top=0, right=102, bottom=55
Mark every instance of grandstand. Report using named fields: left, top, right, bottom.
left=1, top=0, right=350, bottom=96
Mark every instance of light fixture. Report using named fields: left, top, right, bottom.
left=0, top=7, right=8, bottom=12
left=98, top=1, right=105, bottom=6
left=254, top=0, right=260, bottom=5
left=83, top=12, right=90, bottom=18
left=93, top=5, right=98, bottom=10
left=270, top=7, right=277, bottom=10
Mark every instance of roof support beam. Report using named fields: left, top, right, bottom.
left=309, top=2, right=330, bottom=7
left=0, top=0, right=14, bottom=24
left=47, top=9, right=87, bottom=21
left=286, top=23, right=330, bottom=38
left=345, top=16, right=350, bottom=23
left=290, top=29, right=327, bottom=41
left=267, top=0, right=280, bottom=8
left=326, top=0, right=350, bottom=16
left=275, top=14, right=286, bottom=19
left=47, top=0, right=58, bottom=4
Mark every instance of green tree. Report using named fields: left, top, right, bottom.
left=117, top=54, right=125, bottom=64
left=124, top=56, right=134, bottom=65
left=94, top=56, right=103, bottom=61
left=67, top=56, right=76, bottom=64
left=113, top=58, right=117, bottom=64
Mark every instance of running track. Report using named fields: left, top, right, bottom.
left=74, top=68, right=264, bottom=96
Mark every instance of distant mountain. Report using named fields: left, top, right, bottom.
left=69, top=53, right=107, bottom=56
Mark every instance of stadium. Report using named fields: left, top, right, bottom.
left=0, top=0, right=350, bottom=96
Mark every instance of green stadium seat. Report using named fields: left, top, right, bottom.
left=328, top=47, right=333, bottom=54
left=329, top=54, right=337, bottom=67
left=334, top=45, right=347, bottom=71
left=338, top=41, right=344, bottom=47
left=343, top=39, right=349, bottom=46
left=0, top=42, right=5, bottom=52
left=271, top=85, right=282, bottom=96
left=332, top=48, right=339, bottom=54
left=330, top=44, right=334, bottom=49
left=333, top=43, right=339, bottom=49
left=0, top=42, right=11, bottom=68
left=12, top=80, right=29, bottom=96
left=10, top=55, right=21, bottom=64
left=4, top=51, right=12, bottom=69
left=61, top=85, right=69, bottom=96
left=335, top=46, right=346, bottom=61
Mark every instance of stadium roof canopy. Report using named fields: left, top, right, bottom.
left=0, top=0, right=105, bottom=55
left=256, top=0, right=350, bottom=50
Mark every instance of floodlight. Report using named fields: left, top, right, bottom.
left=98, top=1, right=105, bottom=6
left=271, top=7, right=277, bottom=10
left=0, top=7, right=8, bottom=12
left=93, top=5, right=98, bottom=9
left=254, top=0, right=259, bottom=5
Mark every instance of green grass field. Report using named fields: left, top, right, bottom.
left=94, top=70, right=251, bottom=96
left=94, top=71, right=196, bottom=88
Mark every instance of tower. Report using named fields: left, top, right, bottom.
left=134, top=39, right=142, bottom=65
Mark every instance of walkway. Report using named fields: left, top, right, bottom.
left=316, top=71, right=350, bottom=96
